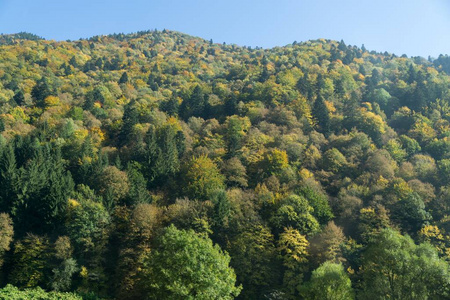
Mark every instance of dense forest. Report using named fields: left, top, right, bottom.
left=1, top=29, right=450, bottom=299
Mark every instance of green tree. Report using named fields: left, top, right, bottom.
left=51, top=236, right=77, bottom=292
left=361, top=228, right=450, bottom=299
left=313, top=94, right=331, bottom=136
left=180, top=85, right=208, bottom=120
left=182, top=155, right=225, bottom=200
left=322, top=148, right=348, bottom=173
left=271, top=194, right=320, bottom=235
left=224, top=115, right=250, bottom=156
left=301, top=262, right=354, bottom=300
left=125, top=162, right=150, bottom=206
left=0, top=213, right=13, bottom=268
left=66, top=199, right=110, bottom=255
left=143, top=125, right=180, bottom=186
left=392, top=192, right=431, bottom=234
left=13, top=90, right=25, bottom=106
left=31, top=78, right=53, bottom=108
left=228, top=225, right=279, bottom=299
left=119, top=101, right=139, bottom=146
left=10, top=145, right=74, bottom=234
left=9, top=234, right=51, bottom=288
left=66, top=198, right=110, bottom=293
left=51, top=258, right=77, bottom=292
left=141, top=225, right=241, bottom=299
left=277, top=227, right=309, bottom=299
left=438, top=159, right=450, bottom=185
left=0, top=284, right=82, bottom=300
left=118, top=72, right=129, bottom=84
left=298, top=186, right=333, bottom=225
left=0, top=144, right=19, bottom=214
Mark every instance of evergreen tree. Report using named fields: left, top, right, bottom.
left=118, top=72, right=129, bottom=84
left=31, top=78, right=53, bottom=108
left=0, top=144, right=18, bottom=213
left=313, top=94, right=331, bottom=136
left=158, top=125, right=180, bottom=177
left=125, top=162, right=150, bottom=206
left=40, top=148, right=75, bottom=229
left=180, top=85, right=207, bottom=120
left=147, top=64, right=162, bottom=91
left=160, top=95, right=180, bottom=116
left=69, top=56, right=78, bottom=68
left=119, top=101, right=139, bottom=146
left=224, top=93, right=238, bottom=116
left=13, top=90, right=25, bottom=106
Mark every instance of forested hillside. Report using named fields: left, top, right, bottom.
left=1, top=29, right=450, bottom=299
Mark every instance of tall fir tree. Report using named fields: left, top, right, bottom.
left=313, top=94, right=331, bottom=136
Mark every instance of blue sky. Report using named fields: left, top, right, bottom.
left=0, top=0, right=449, bottom=57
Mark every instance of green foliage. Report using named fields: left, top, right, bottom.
left=143, top=125, right=181, bottom=186
left=0, top=213, right=13, bottom=267
left=69, top=201, right=108, bottom=245
left=298, top=186, right=333, bottom=224
left=361, top=228, right=450, bottom=299
left=180, top=85, right=209, bottom=120
left=271, top=194, right=320, bottom=235
left=51, top=258, right=78, bottom=292
left=301, top=262, right=354, bottom=300
left=125, top=162, right=150, bottom=205
left=224, top=115, right=250, bottom=156
left=182, top=155, right=225, bottom=200
left=0, top=29, right=450, bottom=299
left=392, top=192, right=431, bottom=233
left=313, top=94, right=331, bottom=136
left=277, top=227, right=309, bottom=298
left=322, top=148, right=348, bottom=173
left=0, top=284, right=82, bottom=300
left=31, top=78, right=54, bottom=108
left=228, top=225, right=279, bottom=299
left=141, top=225, right=241, bottom=299
left=9, top=234, right=51, bottom=288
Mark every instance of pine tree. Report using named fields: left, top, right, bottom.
left=160, top=95, right=179, bottom=116
left=180, top=85, right=207, bottom=120
left=159, top=126, right=179, bottom=177
left=338, top=40, right=347, bottom=52
left=119, top=72, right=129, bottom=84
left=0, top=144, right=18, bottom=213
left=296, top=72, right=313, bottom=99
left=313, top=94, right=331, bottom=136
left=144, top=127, right=159, bottom=184
left=69, top=56, right=78, bottom=68
left=40, top=148, right=75, bottom=229
left=31, top=78, right=53, bottom=108
left=147, top=64, right=162, bottom=91
left=119, top=101, right=139, bottom=146
left=126, top=162, right=150, bottom=206
left=224, top=93, right=238, bottom=116
left=334, top=78, right=345, bottom=99
left=259, top=66, right=270, bottom=82
left=13, top=90, right=25, bottom=106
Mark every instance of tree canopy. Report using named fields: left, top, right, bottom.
left=0, top=29, right=449, bottom=299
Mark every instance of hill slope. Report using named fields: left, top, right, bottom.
left=1, top=29, right=450, bottom=299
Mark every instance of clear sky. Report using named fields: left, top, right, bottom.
left=0, top=0, right=449, bottom=57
